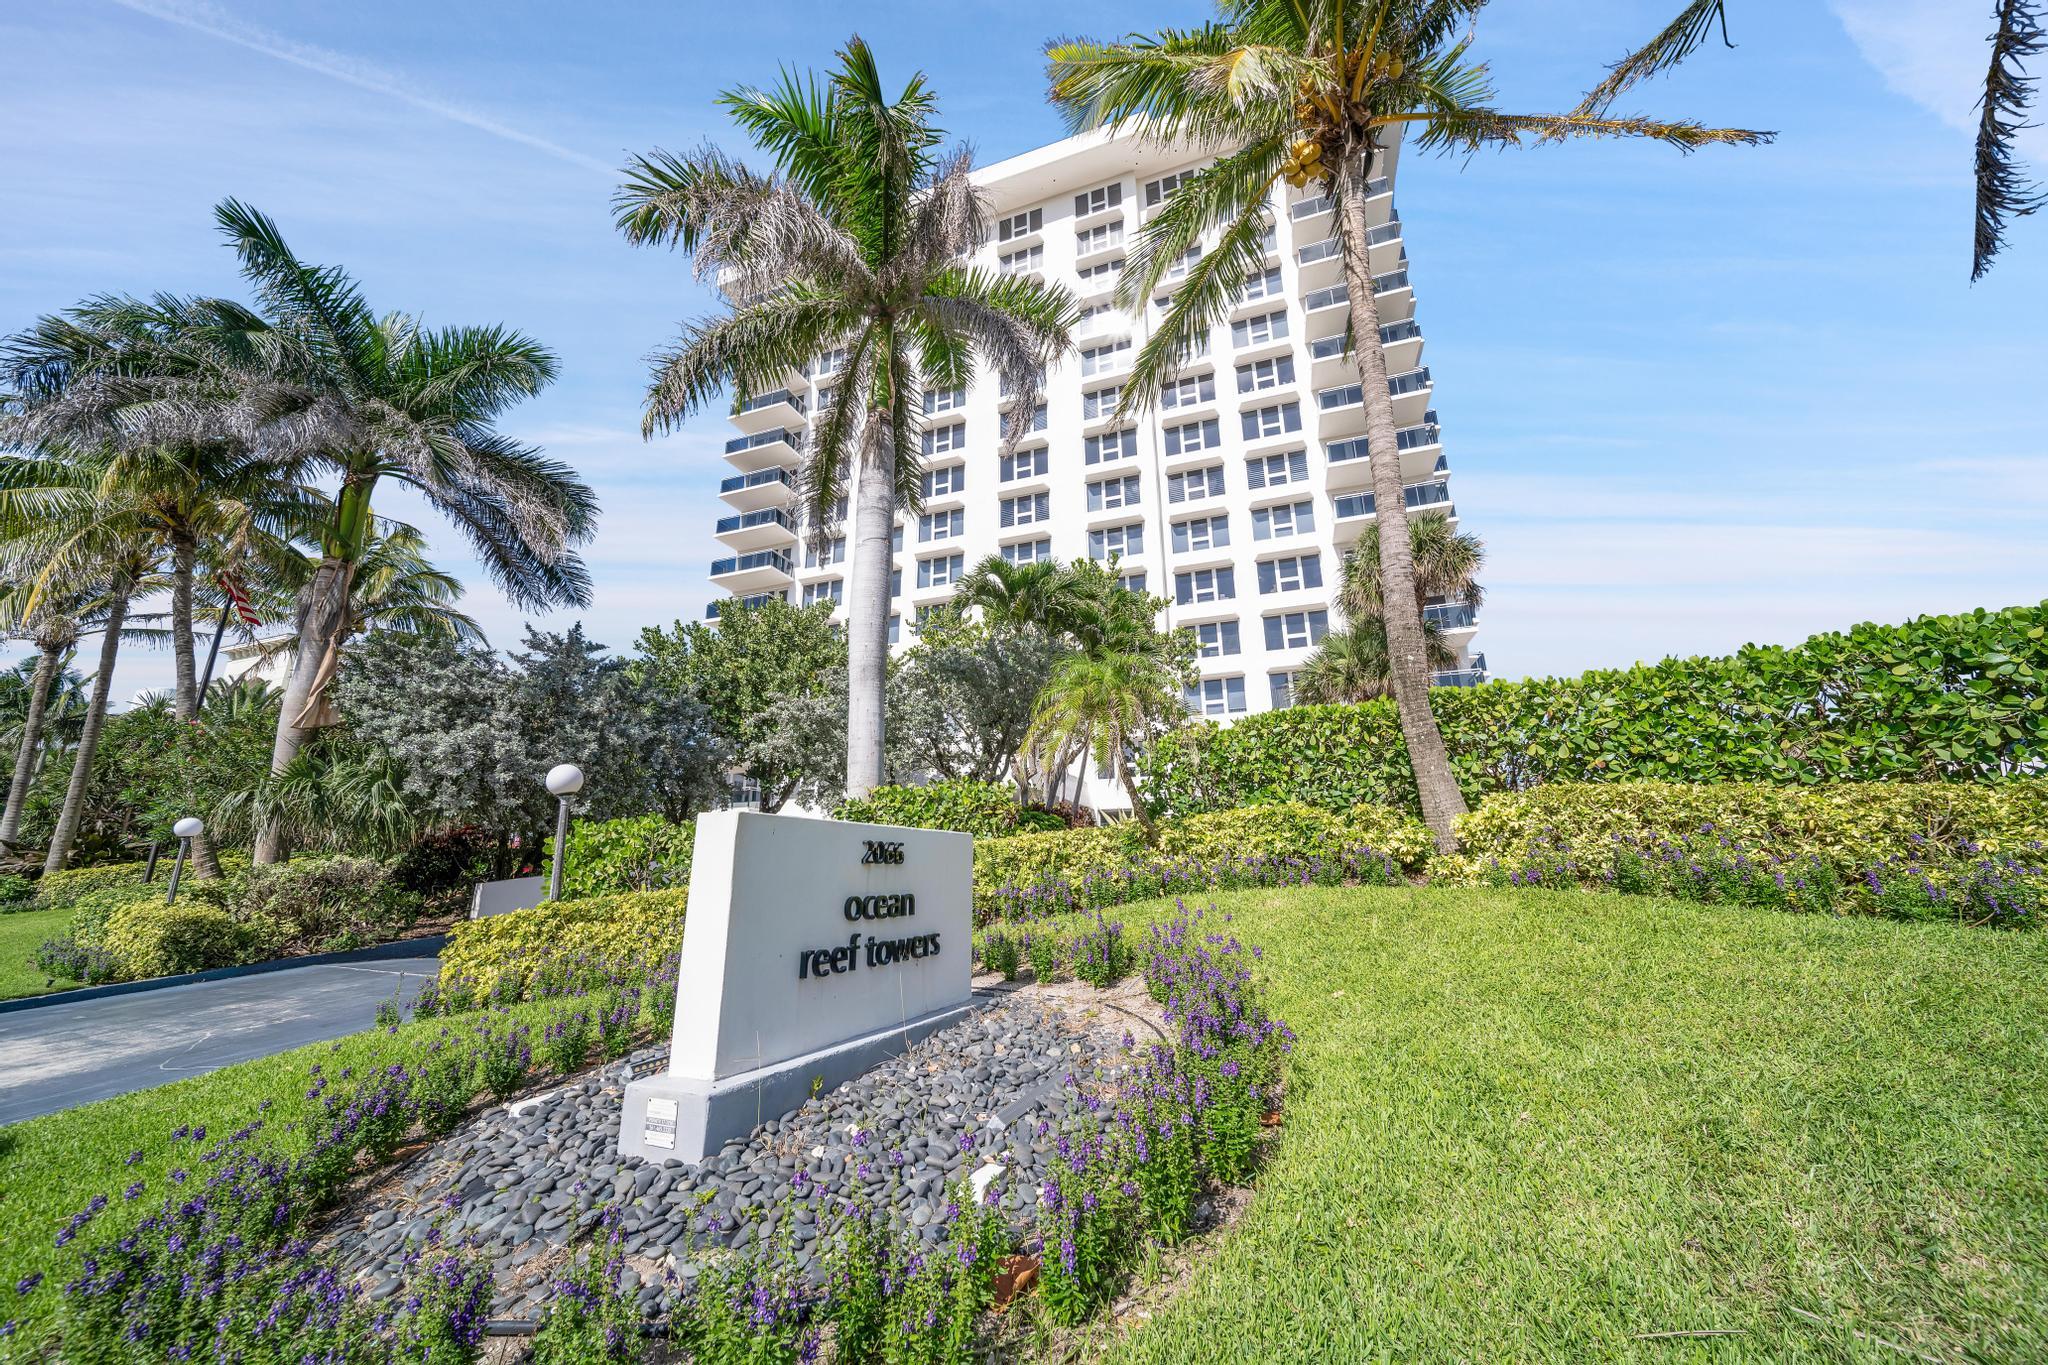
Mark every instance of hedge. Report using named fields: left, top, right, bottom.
left=1140, top=602, right=2048, bottom=817
left=837, top=779, right=1067, bottom=837
left=549, top=814, right=694, bottom=899
left=437, top=887, right=689, bottom=1004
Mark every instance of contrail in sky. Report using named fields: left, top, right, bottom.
left=107, top=0, right=618, bottom=177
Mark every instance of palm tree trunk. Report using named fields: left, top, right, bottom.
left=44, top=591, right=128, bottom=874
left=1116, top=750, right=1154, bottom=836
left=844, top=449, right=896, bottom=800
left=1, top=645, right=61, bottom=849
left=1332, top=149, right=1467, bottom=850
left=254, top=557, right=354, bottom=864
left=167, top=534, right=224, bottom=879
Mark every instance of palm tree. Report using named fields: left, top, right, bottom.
left=954, top=557, right=1088, bottom=634
left=1294, top=616, right=1458, bottom=704
left=614, top=37, right=1077, bottom=799
left=206, top=201, right=597, bottom=863
left=1338, top=510, right=1483, bottom=619
left=0, top=590, right=88, bottom=849
left=1575, top=0, right=2043, bottom=280
left=1025, top=649, right=1187, bottom=833
left=1047, top=2, right=1766, bottom=850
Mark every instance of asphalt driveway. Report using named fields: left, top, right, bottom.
left=0, top=956, right=440, bottom=1126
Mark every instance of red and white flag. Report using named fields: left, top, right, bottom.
left=218, top=574, right=261, bottom=627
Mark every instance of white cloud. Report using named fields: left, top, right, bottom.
left=1830, top=0, right=2048, bottom=160
left=105, top=0, right=617, bottom=176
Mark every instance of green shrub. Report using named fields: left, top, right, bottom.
left=977, top=927, right=1023, bottom=981
left=67, top=884, right=168, bottom=950
left=186, top=856, right=419, bottom=956
left=973, top=824, right=1138, bottom=911
left=98, top=899, right=254, bottom=979
left=1140, top=602, right=2048, bottom=817
left=1154, top=801, right=1434, bottom=873
left=437, top=887, right=689, bottom=1004
left=0, top=873, right=36, bottom=909
left=34, top=860, right=151, bottom=909
left=837, top=778, right=1063, bottom=836
left=551, top=815, right=693, bottom=899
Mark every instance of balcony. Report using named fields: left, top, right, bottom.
left=729, top=388, right=805, bottom=433
left=709, top=548, right=794, bottom=592
left=1424, top=601, right=1478, bottom=632
left=1332, top=480, right=1454, bottom=521
left=1285, top=177, right=1390, bottom=226
left=1324, top=414, right=1444, bottom=488
left=718, top=464, right=796, bottom=511
left=724, top=427, right=801, bottom=472
left=1433, top=666, right=1488, bottom=688
left=714, top=506, right=796, bottom=550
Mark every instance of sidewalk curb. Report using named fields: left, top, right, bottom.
left=0, top=936, right=447, bottom=1016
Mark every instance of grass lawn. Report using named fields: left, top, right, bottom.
left=2, top=886, right=2043, bottom=1360
left=0, top=907, right=73, bottom=1001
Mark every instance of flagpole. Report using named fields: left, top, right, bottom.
left=196, top=600, right=232, bottom=702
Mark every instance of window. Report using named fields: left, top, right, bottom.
left=1231, top=310, right=1290, bottom=349
left=888, top=614, right=900, bottom=645
left=996, top=207, right=1042, bottom=242
left=1084, top=428, right=1137, bottom=465
left=1165, top=246, right=1202, bottom=281
left=1002, top=538, right=1052, bottom=565
left=1076, top=223, right=1123, bottom=255
left=999, top=366, right=1045, bottom=398
left=1303, top=282, right=1349, bottom=311
left=1171, top=513, right=1229, bottom=554
left=1087, top=474, right=1141, bottom=512
left=1076, top=258, right=1124, bottom=288
left=802, top=579, right=843, bottom=608
left=1246, top=450, right=1310, bottom=490
left=1020, top=402, right=1049, bottom=433
left=1000, top=447, right=1049, bottom=482
left=921, top=465, right=965, bottom=499
left=803, top=536, right=846, bottom=569
left=1000, top=492, right=1050, bottom=528
left=923, top=386, right=966, bottom=415
left=1162, top=417, right=1221, bottom=457
left=1240, top=267, right=1284, bottom=302
left=1089, top=522, right=1144, bottom=560
left=1264, top=609, right=1330, bottom=651
left=998, top=244, right=1043, bottom=276
left=1145, top=168, right=1196, bottom=206
left=890, top=568, right=902, bottom=597
left=1236, top=355, right=1296, bottom=392
left=922, top=422, right=966, bottom=456
left=1082, top=385, right=1123, bottom=421
left=1079, top=339, right=1131, bottom=377
left=1194, top=619, right=1241, bottom=658
left=1252, top=499, right=1315, bottom=541
left=1174, top=566, right=1236, bottom=605
left=1269, top=672, right=1296, bottom=709
left=1186, top=676, right=1247, bottom=716
left=1167, top=464, right=1226, bottom=504
left=1241, top=402, right=1303, bottom=443
left=1118, top=572, right=1147, bottom=594
left=1074, top=182, right=1123, bottom=216
left=1160, top=373, right=1216, bottom=410
left=918, top=508, right=964, bottom=542
left=891, top=525, right=905, bottom=553
left=1256, top=553, right=1324, bottom=594
left=917, top=554, right=964, bottom=590
left=809, top=346, right=848, bottom=378
left=915, top=603, right=948, bottom=628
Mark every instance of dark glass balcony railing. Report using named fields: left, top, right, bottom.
left=1424, top=601, right=1477, bottom=629
left=714, top=508, right=794, bottom=536
left=1387, top=366, right=1432, bottom=396
left=724, top=428, right=801, bottom=456
left=718, top=466, right=795, bottom=495
left=1332, top=481, right=1453, bottom=517
left=1432, top=667, right=1487, bottom=688
left=709, top=549, right=793, bottom=578
left=732, top=388, right=805, bottom=417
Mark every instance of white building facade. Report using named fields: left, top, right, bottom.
left=707, top=129, right=1486, bottom=801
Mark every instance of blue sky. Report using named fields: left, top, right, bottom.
left=3, top=0, right=2043, bottom=702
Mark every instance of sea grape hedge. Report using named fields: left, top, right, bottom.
left=549, top=814, right=694, bottom=899
left=837, top=778, right=1067, bottom=837
left=1140, top=603, right=2048, bottom=817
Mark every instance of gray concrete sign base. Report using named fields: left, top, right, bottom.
left=618, top=998, right=983, bottom=1164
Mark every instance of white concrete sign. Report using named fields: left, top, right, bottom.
left=618, top=810, right=975, bottom=1163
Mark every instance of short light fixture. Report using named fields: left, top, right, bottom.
left=166, top=816, right=204, bottom=905
left=544, top=764, right=585, bottom=901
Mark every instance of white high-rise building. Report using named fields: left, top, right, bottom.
left=707, top=128, right=1486, bottom=793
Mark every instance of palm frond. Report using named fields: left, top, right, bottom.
left=1405, top=106, right=1772, bottom=153
left=1975, top=0, right=2047, bottom=280
left=1573, top=0, right=1733, bottom=117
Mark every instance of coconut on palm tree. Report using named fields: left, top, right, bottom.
left=615, top=37, right=1077, bottom=800
left=202, top=201, right=596, bottom=863
left=1047, top=1, right=1766, bottom=849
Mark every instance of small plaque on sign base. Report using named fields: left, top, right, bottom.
left=617, top=810, right=977, bottom=1165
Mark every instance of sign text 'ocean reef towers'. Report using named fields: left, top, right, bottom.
left=706, top=129, right=1486, bottom=783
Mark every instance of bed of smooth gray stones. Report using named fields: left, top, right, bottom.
left=319, top=989, right=1143, bottom=1321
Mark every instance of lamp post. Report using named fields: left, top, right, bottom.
left=166, top=817, right=203, bottom=904
left=544, top=764, right=584, bottom=901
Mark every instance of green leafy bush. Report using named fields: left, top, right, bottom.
left=186, top=856, right=420, bottom=956
left=551, top=815, right=694, bottom=899
left=98, top=899, right=254, bottom=979
left=1141, top=602, right=2048, bottom=817
left=1154, top=801, right=1434, bottom=872
left=973, top=825, right=1138, bottom=910
left=66, top=884, right=168, bottom=952
left=837, top=778, right=1065, bottom=836
left=436, top=888, right=688, bottom=1004
left=34, top=861, right=152, bottom=910
left=0, top=873, right=36, bottom=909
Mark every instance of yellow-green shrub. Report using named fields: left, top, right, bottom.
left=437, top=888, right=688, bottom=1003
left=972, top=826, right=1138, bottom=910
left=1436, top=779, right=2048, bottom=884
left=98, top=900, right=254, bottom=979
left=1154, top=801, right=1434, bottom=872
